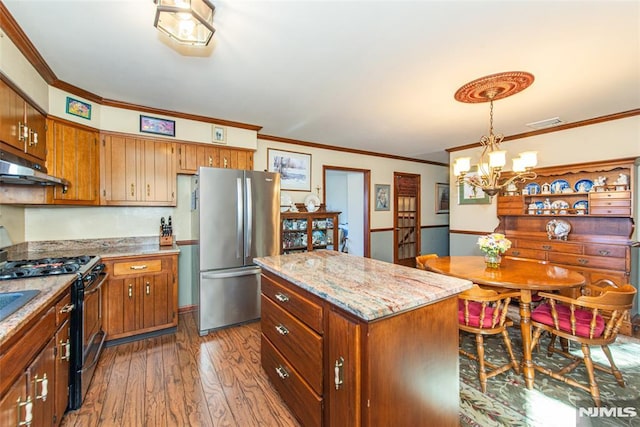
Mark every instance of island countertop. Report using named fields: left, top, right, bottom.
left=254, top=250, right=472, bottom=321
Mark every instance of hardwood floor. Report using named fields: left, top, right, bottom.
left=61, top=313, right=300, bottom=427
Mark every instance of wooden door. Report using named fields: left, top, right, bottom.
left=141, top=139, right=175, bottom=203
left=393, top=172, right=420, bottom=267
left=24, top=103, right=47, bottom=161
left=47, top=120, right=100, bottom=204
left=103, top=277, right=139, bottom=336
left=101, top=135, right=140, bottom=203
left=197, top=145, right=219, bottom=168
left=0, top=373, right=29, bottom=426
left=0, top=80, right=26, bottom=152
left=54, top=320, right=70, bottom=425
left=28, top=337, right=56, bottom=426
left=142, top=270, right=173, bottom=329
left=177, top=143, right=198, bottom=174
left=327, top=309, right=361, bottom=427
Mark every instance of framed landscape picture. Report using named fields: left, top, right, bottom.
left=435, top=182, right=450, bottom=213
left=140, top=115, right=175, bottom=137
left=267, top=148, right=312, bottom=191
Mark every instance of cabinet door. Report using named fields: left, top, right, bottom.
left=54, top=320, right=71, bottom=425
left=47, top=120, right=100, bottom=204
left=0, top=80, right=25, bottom=152
left=197, top=145, right=219, bottom=168
left=141, top=139, right=176, bottom=203
left=24, top=103, right=47, bottom=161
left=0, top=373, right=30, bottom=427
left=219, top=148, right=236, bottom=169
left=142, top=270, right=175, bottom=330
left=177, top=143, right=198, bottom=174
left=101, top=135, right=141, bottom=203
left=103, top=277, right=140, bottom=336
left=327, top=309, right=361, bottom=427
left=28, top=337, right=56, bottom=427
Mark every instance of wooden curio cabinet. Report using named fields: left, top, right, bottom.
left=495, top=158, right=636, bottom=334
left=280, top=210, right=340, bottom=254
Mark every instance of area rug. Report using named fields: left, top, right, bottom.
left=458, top=325, right=640, bottom=427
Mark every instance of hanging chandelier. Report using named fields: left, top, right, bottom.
left=154, top=0, right=216, bottom=46
left=452, top=71, right=537, bottom=197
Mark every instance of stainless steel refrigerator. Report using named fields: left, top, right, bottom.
left=191, top=167, right=280, bottom=335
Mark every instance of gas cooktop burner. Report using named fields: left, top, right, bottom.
left=0, top=255, right=96, bottom=281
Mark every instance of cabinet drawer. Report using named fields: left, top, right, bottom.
left=584, top=244, right=627, bottom=258
left=589, top=191, right=631, bottom=201
left=517, top=240, right=583, bottom=254
left=590, top=199, right=631, bottom=208
left=504, top=247, right=547, bottom=261
left=262, top=296, right=323, bottom=394
left=261, top=335, right=322, bottom=427
left=497, top=197, right=524, bottom=215
left=261, top=272, right=323, bottom=333
left=55, top=291, right=73, bottom=326
left=547, top=253, right=626, bottom=270
left=112, top=259, right=162, bottom=276
left=589, top=207, right=631, bottom=216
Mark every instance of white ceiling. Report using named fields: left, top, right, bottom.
left=4, top=1, right=639, bottom=163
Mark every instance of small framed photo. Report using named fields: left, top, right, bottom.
left=435, top=183, right=450, bottom=214
left=458, top=169, right=490, bottom=205
left=267, top=148, right=312, bottom=191
left=374, top=184, right=391, bottom=211
left=66, top=97, right=91, bottom=120
left=213, top=125, right=226, bottom=144
left=140, top=115, right=175, bottom=137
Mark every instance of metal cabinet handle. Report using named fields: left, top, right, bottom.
left=130, top=265, right=148, bottom=270
left=511, top=250, right=520, bottom=256
left=60, top=339, right=71, bottom=361
left=16, top=396, right=33, bottom=426
left=542, top=245, right=552, bottom=250
left=275, top=324, right=289, bottom=335
left=223, top=157, right=229, bottom=168
left=33, top=374, right=48, bottom=402
left=130, top=183, right=135, bottom=196
left=578, top=258, right=589, bottom=265
left=146, top=282, right=151, bottom=295
left=274, top=293, right=289, bottom=303
left=598, top=250, right=611, bottom=256
left=208, top=156, right=213, bottom=166
left=275, top=366, right=289, bottom=380
left=128, top=284, right=133, bottom=298
left=334, top=357, right=344, bottom=390
left=147, top=184, right=151, bottom=197
left=59, top=303, right=75, bottom=313
left=18, top=122, right=28, bottom=142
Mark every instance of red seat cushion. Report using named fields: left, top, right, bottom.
left=531, top=303, right=605, bottom=337
left=458, top=300, right=504, bottom=328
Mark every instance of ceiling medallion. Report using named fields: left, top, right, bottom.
left=454, top=71, right=535, bottom=104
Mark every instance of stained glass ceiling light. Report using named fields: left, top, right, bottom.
left=154, top=0, right=216, bottom=46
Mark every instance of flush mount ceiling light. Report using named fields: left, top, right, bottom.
left=154, top=0, right=216, bottom=46
left=452, top=71, right=537, bottom=197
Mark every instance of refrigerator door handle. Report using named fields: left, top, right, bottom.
left=236, top=177, right=243, bottom=259
left=245, top=177, right=253, bottom=258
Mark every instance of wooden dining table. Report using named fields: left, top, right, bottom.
left=424, top=255, right=586, bottom=389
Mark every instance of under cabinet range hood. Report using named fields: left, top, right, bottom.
left=0, top=150, right=69, bottom=188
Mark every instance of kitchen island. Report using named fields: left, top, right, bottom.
left=254, top=251, right=472, bottom=427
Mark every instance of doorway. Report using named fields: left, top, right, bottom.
left=393, top=172, right=421, bottom=267
left=323, top=166, right=370, bottom=257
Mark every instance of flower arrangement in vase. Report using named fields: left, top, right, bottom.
left=477, top=233, right=512, bottom=268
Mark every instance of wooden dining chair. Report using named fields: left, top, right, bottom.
left=458, top=284, right=521, bottom=393
left=415, top=253, right=438, bottom=270
left=529, top=283, right=636, bottom=406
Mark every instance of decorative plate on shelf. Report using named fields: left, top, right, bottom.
left=551, top=200, right=569, bottom=210
left=573, top=200, right=589, bottom=213
left=550, top=179, right=570, bottom=194
left=574, top=179, right=594, bottom=193
left=524, top=182, right=541, bottom=195
left=546, top=219, right=571, bottom=240
left=534, top=201, right=544, bottom=209
left=304, top=194, right=321, bottom=212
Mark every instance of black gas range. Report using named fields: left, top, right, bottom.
left=0, top=254, right=107, bottom=411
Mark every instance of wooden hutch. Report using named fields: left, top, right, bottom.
left=280, top=205, right=341, bottom=255
left=495, top=158, right=637, bottom=335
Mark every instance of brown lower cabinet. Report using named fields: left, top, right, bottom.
left=260, top=270, right=459, bottom=427
left=102, top=254, right=178, bottom=341
left=0, top=288, right=73, bottom=427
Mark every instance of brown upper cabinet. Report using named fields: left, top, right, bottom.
left=176, top=142, right=254, bottom=174
left=100, top=133, right=176, bottom=206
left=46, top=118, right=100, bottom=205
left=0, top=78, right=47, bottom=164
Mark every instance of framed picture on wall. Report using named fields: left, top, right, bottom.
left=435, top=183, right=449, bottom=213
left=458, top=169, right=490, bottom=204
left=66, top=97, right=92, bottom=120
left=267, top=148, right=312, bottom=191
left=374, top=184, right=391, bottom=211
left=140, top=115, right=175, bottom=137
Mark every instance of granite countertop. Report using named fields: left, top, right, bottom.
left=254, top=251, right=473, bottom=321
left=0, top=236, right=180, bottom=347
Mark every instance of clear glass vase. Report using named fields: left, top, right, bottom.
left=484, top=253, right=502, bottom=269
